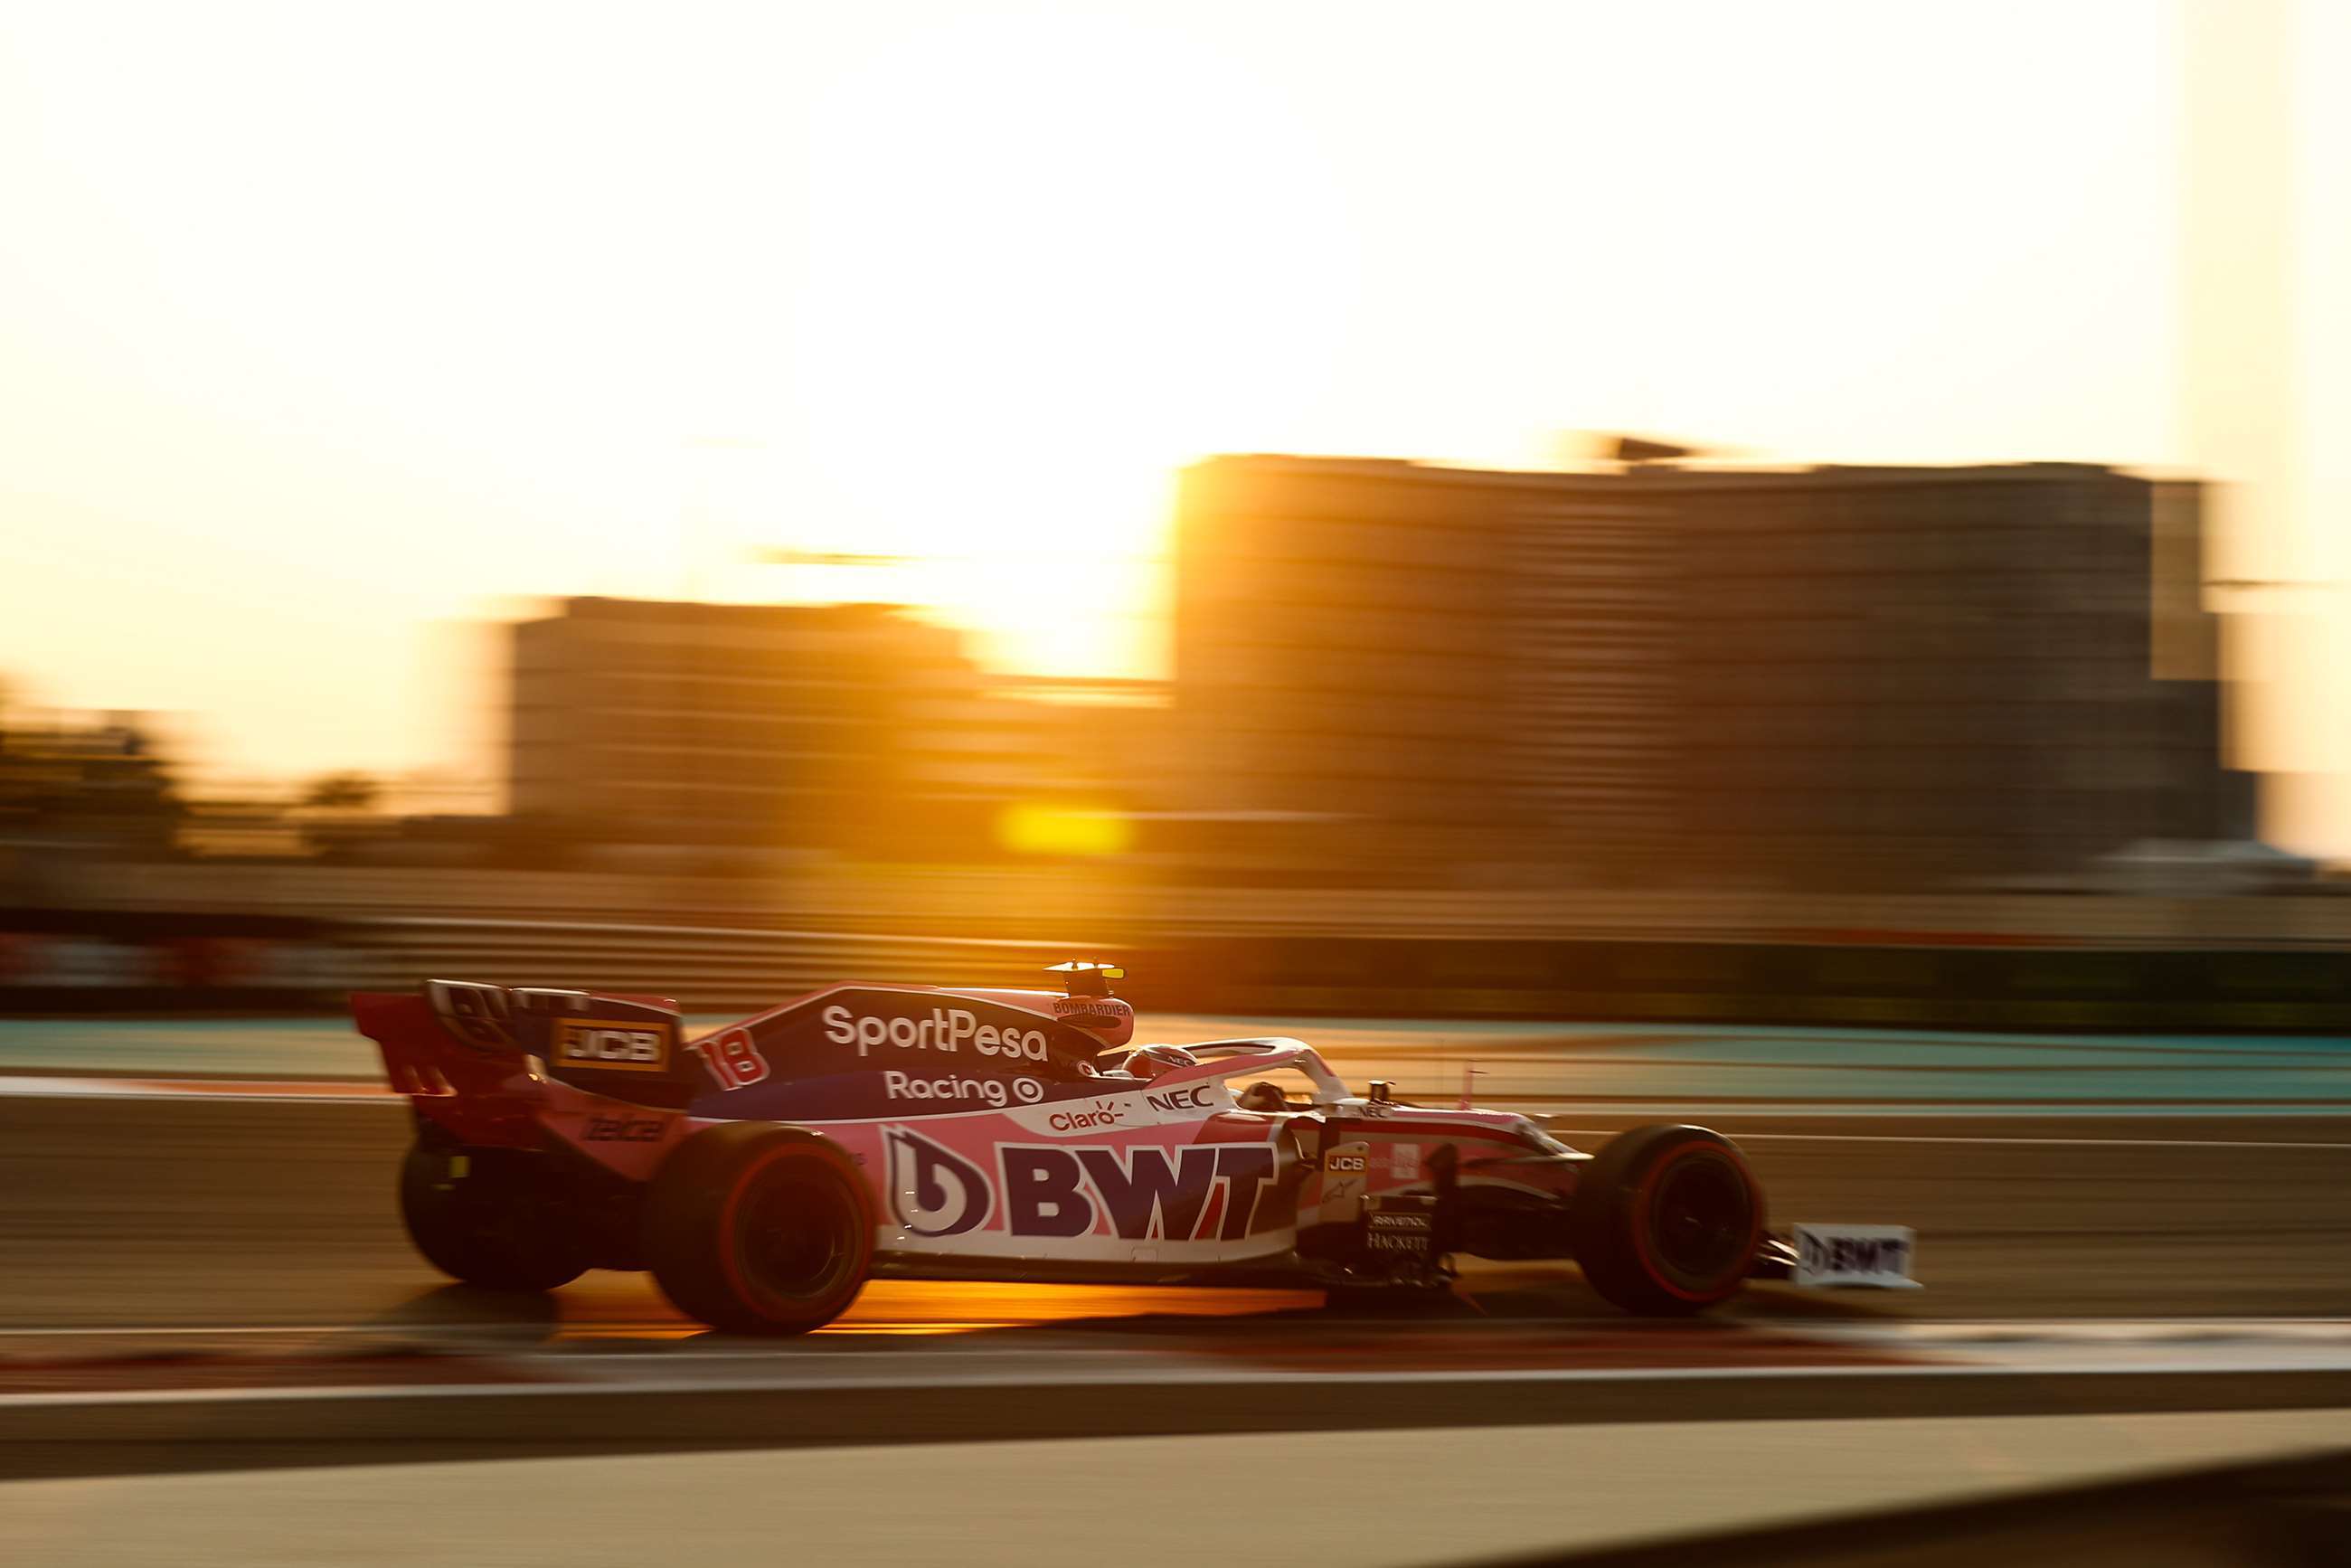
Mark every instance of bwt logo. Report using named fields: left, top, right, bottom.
left=1800, top=1233, right=1912, bottom=1276
left=884, top=1128, right=992, bottom=1238
left=882, top=1130, right=1282, bottom=1242
left=824, top=1005, right=1049, bottom=1063
left=997, top=1144, right=1279, bottom=1242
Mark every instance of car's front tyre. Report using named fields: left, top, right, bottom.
left=1570, top=1124, right=1761, bottom=1316
left=642, top=1123, right=874, bottom=1335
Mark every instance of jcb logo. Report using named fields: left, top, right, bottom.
left=554, top=1020, right=671, bottom=1072
left=1320, top=1140, right=1371, bottom=1201
left=570, top=1030, right=660, bottom=1062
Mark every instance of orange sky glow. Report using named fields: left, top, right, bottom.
left=2, top=2, right=2346, bottom=845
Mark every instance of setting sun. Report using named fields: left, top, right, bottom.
left=763, top=10, right=1360, bottom=677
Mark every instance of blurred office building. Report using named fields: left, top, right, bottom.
left=507, top=597, right=1157, bottom=862
left=1172, top=458, right=1676, bottom=883
left=1175, top=455, right=2239, bottom=890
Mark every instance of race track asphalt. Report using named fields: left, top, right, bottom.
left=5, top=1095, right=2347, bottom=1332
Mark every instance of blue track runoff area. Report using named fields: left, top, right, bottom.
left=0, top=1014, right=2346, bottom=1111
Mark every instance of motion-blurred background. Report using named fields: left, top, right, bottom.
left=5, top=0, right=2350, bottom=1028
left=12, top=11, right=2351, bottom=1566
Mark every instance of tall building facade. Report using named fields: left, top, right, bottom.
left=1173, top=458, right=1676, bottom=877
left=1173, top=456, right=2231, bottom=889
left=1667, top=465, right=2229, bottom=887
left=507, top=598, right=1164, bottom=855
left=511, top=599, right=997, bottom=849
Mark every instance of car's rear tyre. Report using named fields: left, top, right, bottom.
left=1570, top=1124, right=1761, bottom=1316
left=399, top=1142, right=590, bottom=1291
left=642, top=1123, right=874, bottom=1335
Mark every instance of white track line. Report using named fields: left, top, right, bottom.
left=10, top=1355, right=2351, bottom=1413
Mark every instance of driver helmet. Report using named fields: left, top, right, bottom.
left=1118, top=1044, right=1198, bottom=1081
left=1235, top=1081, right=1288, bottom=1113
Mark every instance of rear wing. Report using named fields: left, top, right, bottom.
left=355, top=979, right=694, bottom=1111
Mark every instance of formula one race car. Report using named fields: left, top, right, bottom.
left=353, top=966, right=1914, bottom=1333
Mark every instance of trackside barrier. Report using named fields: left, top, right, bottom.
left=352, top=921, right=2351, bottom=1033
left=0, top=908, right=354, bottom=1012
left=62, top=859, right=2351, bottom=945
left=1155, top=935, right=2351, bottom=1033
left=6, top=912, right=2349, bottom=1031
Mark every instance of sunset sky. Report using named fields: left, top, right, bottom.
left=2, top=3, right=2346, bottom=840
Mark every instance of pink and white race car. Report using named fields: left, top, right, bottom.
left=354, top=964, right=1907, bottom=1334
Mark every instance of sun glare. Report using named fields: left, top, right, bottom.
left=766, top=12, right=1360, bottom=676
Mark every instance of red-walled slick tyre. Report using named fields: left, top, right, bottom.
left=643, top=1123, right=874, bottom=1335
left=1570, top=1124, right=1762, bottom=1316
